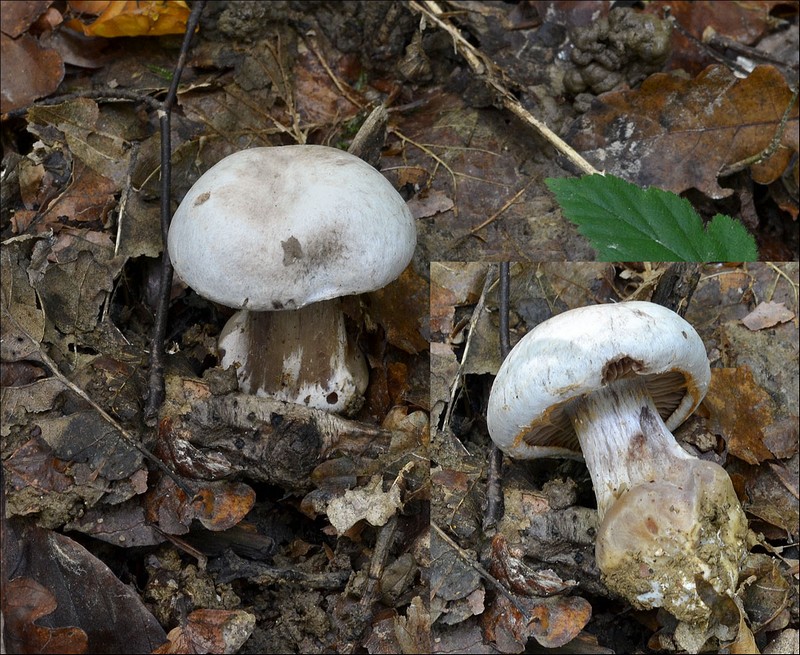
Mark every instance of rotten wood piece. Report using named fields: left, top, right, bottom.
left=159, top=370, right=403, bottom=491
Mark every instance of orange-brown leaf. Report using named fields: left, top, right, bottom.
left=703, top=367, right=776, bottom=464
left=66, top=0, right=191, bottom=37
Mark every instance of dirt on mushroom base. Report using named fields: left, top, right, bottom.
left=597, top=465, right=748, bottom=625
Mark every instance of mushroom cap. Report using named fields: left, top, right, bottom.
left=487, top=301, right=711, bottom=459
left=168, top=145, right=416, bottom=311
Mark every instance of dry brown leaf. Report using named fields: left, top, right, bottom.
left=407, top=189, right=455, bottom=219
left=192, top=481, right=256, bottom=532
left=367, top=265, right=430, bottom=355
left=1, top=520, right=166, bottom=653
left=487, top=534, right=577, bottom=598
left=481, top=592, right=591, bottom=651
left=567, top=64, right=799, bottom=198
left=741, top=301, right=795, bottom=330
left=739, top=553, right=793, bottom=633
left=0, top=31, right=63, bottom=113
left=649, top=1, right=793, bottom=75
left=0, top=1, right=54, bottom=37
left=36, top=160, right=118, bottom=231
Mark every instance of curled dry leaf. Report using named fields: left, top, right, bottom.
left=487, top=534, right=577, bottom=598
left=567, top=64, right=799, bottom=198
left=481, top=592, right=592, bottom=652
left=192, top=481, right=256, bottom=532
left=142, top=475, right=255, bottom=537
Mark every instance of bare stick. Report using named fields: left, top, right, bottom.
left=432, top=522, right=531, bottom=621
left=145, top=0, right=206, bottom=423
left=5, top=310, right=193, bottom=496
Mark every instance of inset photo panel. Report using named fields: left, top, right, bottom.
left=431, top=261, right=798, bottom=654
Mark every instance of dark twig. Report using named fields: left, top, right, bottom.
left=483, top=262, right=510, bottom=533
left=498, top=262, right=511, bottom=359
left=144, top=0, right=206, bottom=424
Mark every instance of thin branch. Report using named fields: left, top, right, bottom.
left=408, top=0, right=600, bottom=176
left=5, top=309, right=193, bottom=496
left=4, top=88, right=162, bottom=119
left=432, top=522, right=531, bottom=621
left=144, top=0, right=206, bottom=423
left=483, top=261, right=510, bottom=533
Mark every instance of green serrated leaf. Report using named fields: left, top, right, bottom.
left=545, top=174, right=759, bottom=262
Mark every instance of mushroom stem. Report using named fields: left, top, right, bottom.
left=569, top=376, right=694, bottom=519
left=570, top=377, right=747, bottom=623
left=219, top=299, right=369, bottom=416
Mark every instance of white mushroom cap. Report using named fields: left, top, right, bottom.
left=167, top=145, right=416, bottom=311
left=487, top=301, right=711, bottom=460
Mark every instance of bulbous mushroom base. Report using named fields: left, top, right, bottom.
left=595, top=459, right=747, bottom=624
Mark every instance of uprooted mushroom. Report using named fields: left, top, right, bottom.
left=487, top=301, right=747, bottom=625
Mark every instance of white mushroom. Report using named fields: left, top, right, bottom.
left=487, top=301, right=747, bottom=624
left=168, top=145, right=416, bottom=415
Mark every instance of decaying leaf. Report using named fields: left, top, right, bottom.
left=395, top=595, right=432, bottom=654
left=0, top=0, right=64, bottom=114
left=0, top=238, right=45, bottom=362
left=739, top=553, right=793, bottom=633
left=326, top=474, right=403, bottom=534
left=481, top=592, right=592, bottom=651
left=1, top=577, right=89, bottom=655
left=731, top=459, right=799, bottom=539
left=366, top=265, right=430, bottom=355
left=487, top=534, right=577, bottom=598
left=703, top=367, right=777, bottom=465
left=430, top=528, right=483, bottom=626
left=567, top=64, right=799, bottom=198
left=27, top=99, right=135, bottom=186
left=153, top=609, right=255, bottom=654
